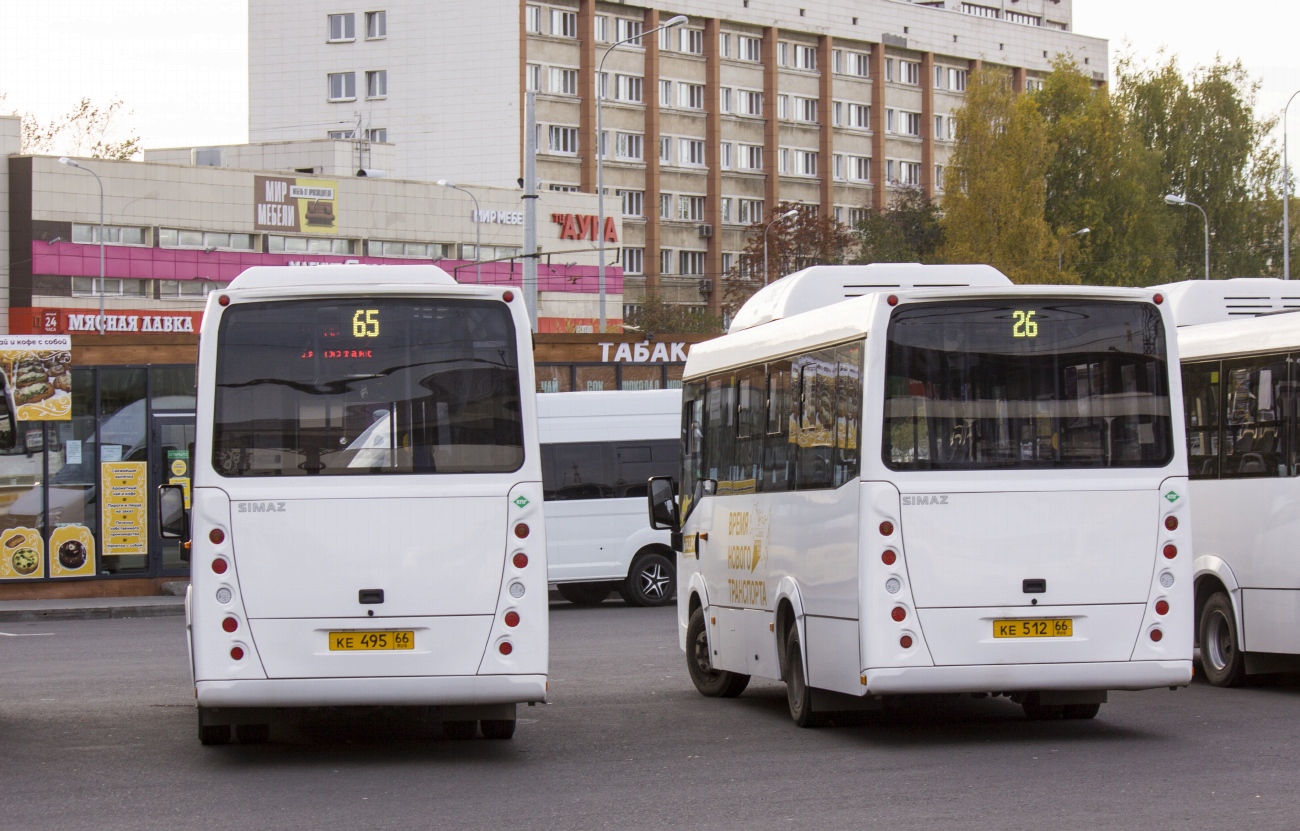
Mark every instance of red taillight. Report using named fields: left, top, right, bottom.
left=230, top=646, right=244, bottom=660
left=222, top=617, right=238, bottom=633
left=504, top=611, right=520, bottom=627
left=503, top=290, right=514, bottom=302
left=1150, top=629, right=1163, bottom=642
left=513, top=552, right=529, bottom=569
left=1163, top=544, right=1177, bottom=559
left=209, top=529, right=225, bottom=545
left=1165, top=516, right=1178, bottom=531
left=211, top=558, right=228, bottom=575
left=900, top=635, right=913, bottom=649
left=1153, top=293, right=1164, bottom=305
left=891, top=607, right=907, bottom=622
left=218, top=294, right=230, bottom=307
left=882, top=550, right=897, bottom=566
left=514, top=523, right=529, bottom=539
left=879, top=521, right=894, bottom=536
left=887, top=294, right=899, bottom=306
left=1155, top=600, right=1169, bottom=615
left=499, top=641, right=513, bottom=655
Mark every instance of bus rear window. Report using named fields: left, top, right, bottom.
left=884, top=300, right=1173, bottom=471
left=213, top=298, right=523, bottom=476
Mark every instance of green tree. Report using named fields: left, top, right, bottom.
left=722, top=202, right=855, bottom=313
left=852, top=188, right=944, bottom=264
left=624, top=294, right=724, bottom=335
left=939, top=70, right=1064, bottom=283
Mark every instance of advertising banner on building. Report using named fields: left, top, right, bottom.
left=0, top=336, right=72, bottom=422
left=0, top=527, right=44, bottom=580
left=101, top=462, right=148, bottom=557
left=12, top=309, right=204, bottom=336
left=254, top=175, right=339, bottom=235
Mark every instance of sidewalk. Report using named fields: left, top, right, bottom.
left=0, top=595, right=186, bottom=623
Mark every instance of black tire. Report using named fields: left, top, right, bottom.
left=1062, top=703, right=1101, bottom=720
left=557, top=582, right=611, bottom=606
left=1022, top=703, right=1064, bottom=721
left=442, top=720, right=478, bottom=740
left=784, top=628, right=824, bottom=727
left=1200, top=591, right=1246, bottom=687
left=685, top=606, right=750, bottom=698
left=235, top=723, right=271, bottom=745
left=621, top=551, right=676, bottom=607
left=198, top=722, right=230, bottom=746
left=480, top=719, right=516, bottom=740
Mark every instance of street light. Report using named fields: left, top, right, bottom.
left=437, top=179, right=481, bottom=283
left=1282, top=89, right=1299, bottom=280
left=58, top=156, right=106, bottom=335
left=1057, top=227, right=1090, bottom=271
left=598, top=13, right=688, bottom=333
left=763, top=208, right=800, bottom=285
left=1164, top=194, right=1210, bottom=281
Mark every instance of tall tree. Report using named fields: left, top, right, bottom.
left=939, top=70, right=1064, bottom=283
left=852, top=188, right=944, bottom=264
left=2, top=95, right=141, bottom=160
left=721, top=202, right=855, bottom=314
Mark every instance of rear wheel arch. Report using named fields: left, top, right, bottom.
left=1194, top=574, right=1233, bottom=647
left=776, top=599, right=797, bottom=680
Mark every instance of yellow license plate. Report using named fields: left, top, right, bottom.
left=993, top=618, right=1073, bottom=638
left=328, top=630, right=415, bottom=651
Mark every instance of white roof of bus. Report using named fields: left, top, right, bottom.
left=229, top=264, right=457, bottom=290
left=1177, top=310, right=1300, bottom=360
left=536, top=389, right=681, bottom=444
left=727, top=263, right=1012, bottom=333
left=689, top=283, right=1164, bottom=380
left=1155, top=278, right=1300, bottom=326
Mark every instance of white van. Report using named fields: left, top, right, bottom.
left=538, top=389, right=680, bottom=606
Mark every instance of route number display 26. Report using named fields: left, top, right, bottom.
left=1012, top=310, right=1039, bottom=338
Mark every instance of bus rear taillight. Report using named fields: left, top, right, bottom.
left=879, top=521, right=894, bottom=536
left=230, top=646, right=244, bottom=660
left=514, top=523, right=530, bottom=539
left=1165, top=516, right=1178, bottom=531
left=222, top=617, right=239, bottom=633
left=1155, top=600, right=1169, bottom=615
left=211, top=558, right=228, bottom=575
left=1150, top=629, right=1163, bottom=642
left=512, top=552, right=528, bottom=569
left=209, top=529, right=225, bottom=544
left=882, top=550, right=897, bottom=565
left=900, top=635, right=913, bottom=649
left=499, top=641, right=513, bottom=655
left=891, top=607, right=907, bottom=622
left=1163, top=544, right=1177, bottom=559
left=504, top=611, right=520, bottom=627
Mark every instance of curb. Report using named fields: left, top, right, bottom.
left=0, top=604, right=186, bottom=623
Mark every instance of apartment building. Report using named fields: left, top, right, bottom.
left=249, top=0, right=1107, bottom=314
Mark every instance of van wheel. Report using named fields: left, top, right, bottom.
left=1062, top=703, right=1101, bottom=720
left=620, top=551, right=676, bottom=607
left=236, top=723, right=270, bottom=745
left=443, top=720, right=478, bottom=740
left=685, top=607, right=750, bottom=697
left=480, top=719, right=516, bottom=740
left=784, top=628, right=824, bottom=727
left=557, top=582, right=610, bottom=606
left=1200, top=591, right=1246, bottom=687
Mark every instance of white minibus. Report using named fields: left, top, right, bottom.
left=537, top=389, right=680, bottom=606
left=159, top=265, right=547, bottom=744
left=1176, top=305, right=1300, bottom=685
left=648, top=264, right=1194, bottom=725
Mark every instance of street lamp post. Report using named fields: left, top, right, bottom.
left=763, top=208, right=800, bottom=286
left=1165, top=194, right=1210, bottom=280
left=437, top=179, right=481, bottom=283
left=1283, top=89, right=1299, bottom=281
left=58, top=157, right=105, bottom=335
left=1057, top=227, right=1090, bottom=271
left=598, top=14, right=688, bottom=333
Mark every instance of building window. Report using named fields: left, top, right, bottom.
left=526, top=64, right=541, bottom=91
left=365, top=10, right=386, bottom=39
left=778, top=147, right=790, bottom=173
left=721, top=197, right=733, bottom=223
left=885, top=58, right=894, bottom=82
left=899, top=60, right=920, bottom=85
left=660, top=248, right=673, bottom=274
left=679, top=83, right=704, bottom=109
left=833, top=101, right=843, bottom=126
left=525, top=5, right=542, bottom=33
left=740, top=90, right=763, bottom=116
left=551, top=9, right=577, bottom=37
left=1026, top=77, right=1044, bottom=92
left=738, top=198, right=764, bottom=224
left=547, top=184, right=579, bottom=193
left=620, top=190, right=644, bottom=217
left=327, top=72, right=356, bottom=101
left=947, top=116, right=957, bottom=140
left=793, top=149, right=818, bottom=176
left=902, top=111, right=921, bottom=136
left=886, top=108, right=896, bottom=133
left=739, top=35, right=761, bottom=62
left=551, top=68, right=578, bottom=96
left=797, top=97, right=818, bottom=122
left=777, top=94, right=789, bottom=119
left=849, top=207, right=870, bottom=225
left=74, top=223, right=150, bottom=246
left=328, top=129, right=355, bottom=139
left=948, top=68, right=968, bottom=91
left=158, top=280, right=221, bottom=299
left=276, top=236, right=357, bottom=255
left=793, top=44, right=817, bottom=70
left=935, top=65, right=945, bottom=89
left=847, top=102, right=870, bottom=129
left=833, top=154, right=844, bottom=180
left=897, top=161, right=921, bottom=186
left=721, top=142, right=733, bottom=169
left=548, top=125, right=578, bottom=154
left=594, top=15, right=609, bottom=42
left=364, top=239, right=447, bottom=258
left=678, top=195, right=705, bottom=221
left=623, top=247, right=644, bottom=274
left=72, top=277, right=149, bottom=297
left=615, top=74, right=643, bottom=102
left=679, top=251, right=706, bottom=275
left=365, top=70, right=387, bottom=99
left=659, top=136, right=672, bottom=163
left=850, top=156, right=871, bottom=181
left=962, top=3, right=1001, bottom=19
left=739, top=144, right=763, bottom=170
left=832, top=49, right=843, bottom=74
left=720, top=32, right=731, bottom=58
left=720, top=87, right=733, bottom=112
left=659, top=25, right=674, bottom=51
left=722, top=252, right=733, bottom=273
left=616, top=18, right=642, bottom=45
left=659, top=80, right=673, bottom=107
left=660, top=193, right=672, bottom=218
left=777, top=41, right=789, bottom=66
left=852, top=52, right=870, bottom=77
left=680, top=28, right=704, bottom=54
left=935, top=165, right=945, bottom=190
left=679, top=138, right=705, bottom=166
left=1005, top=10, right=1041, bottom=25
left=616, top=132, right=643, bottom=160
left=364, top=127, right=387, bottom=142
left=328, top=13, right=355, bottom=41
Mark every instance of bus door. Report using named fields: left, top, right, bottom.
left=150, top=411, right=195, bottom=575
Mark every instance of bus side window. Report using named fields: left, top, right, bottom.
left=795, top=350, right=836, bottom=490
left=763, top=361, right=793, bottom=493
left=1182, top=361, right=1221, bottom=480
left=1222, top=355, right=1289, bottom=479
left=735, top=365, right=766, bottom=493
left=833, top=341, right=864, bottom=486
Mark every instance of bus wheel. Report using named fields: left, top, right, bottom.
left=557, top=582, right=610, bottom=606
left=1022, top=703, right=1063, bottom=721
left=620, top=551, right=676, bottom=607
left=1062, top=703, right=1101, bottom=720
left=1200, top=592, right=1246, bottom=687
left=198, top=715, right=230, bottom=746
left=685, top=607, right=750, bottom=698
left=443, top=720, right=478, bottom=740
left=480, top=719, right=516, bottom=740
left=784, top=629, right=823, bottom=727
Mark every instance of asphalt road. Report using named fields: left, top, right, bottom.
left=2, top=603, right=1299, bottom=831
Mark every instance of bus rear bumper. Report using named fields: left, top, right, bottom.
left=196, top=674, right=548, bottom=709
left=863, top=660, right=1192, bottom=695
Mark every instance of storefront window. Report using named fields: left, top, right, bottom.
left=536, top=364, right=573, bottom=393
left=576, top=366, right=617, bottom=391
left=151, top=366, right=196, bottom=408
left=46, top=369, right=98, bottom=574
left=620, top=365, right=663, bottom=390
left=98, top=368, right=148, bottom=575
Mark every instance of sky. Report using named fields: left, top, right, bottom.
left=1, top=1, right=1298, bottom=152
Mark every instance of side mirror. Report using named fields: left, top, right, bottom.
left=647, top=475, right=679, bottom=531
left=157, top=485, right=189, bottom=542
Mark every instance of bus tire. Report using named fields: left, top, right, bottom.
left=783, top=629, right=823, bottom=727
left=198, top=715, right=230, bottom=746
left=1199, top=591, right=1246, bottom=687
left=443, top=720, right=478, bottom=740
left=557, top=582, right=610, bottom=606
left=1062, top=703, right=1101, bottom=720
left=1022, top=703, right=1063, bottom=721
left=620, top=551, right=676, bottom=607
left=480, top=719, right=516, bottom=740
left=236, top=723, right=271, bottom=745
left=685, top=606, right=750, bottom=698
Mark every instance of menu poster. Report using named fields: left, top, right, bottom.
left=49, top=525, right=96, bottom=578
left=0, top=527, right=44, bottom=580
left=0, top=335, right=72, bottom=422
left=101, top=462, right=147, bottom=557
